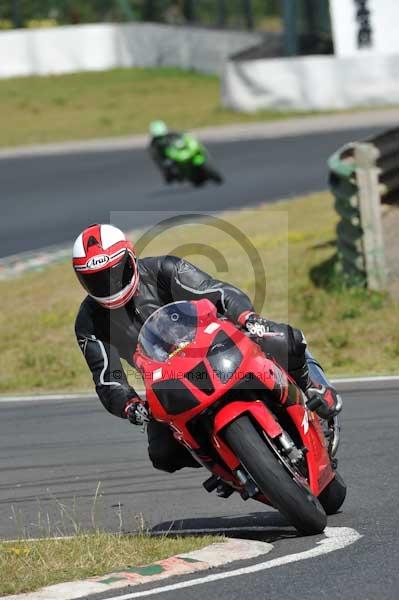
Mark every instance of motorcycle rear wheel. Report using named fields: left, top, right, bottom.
left=204, top=166, right=223, bottom=184
left=224, top=415, right=327, bottom=535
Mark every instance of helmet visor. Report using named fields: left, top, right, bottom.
left=77, top=251, right=135, bottom=299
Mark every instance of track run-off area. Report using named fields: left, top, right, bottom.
left=1, top=384, right=399, bottom=599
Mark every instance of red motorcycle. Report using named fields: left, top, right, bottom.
left=134, top=300, right=346, bottom=535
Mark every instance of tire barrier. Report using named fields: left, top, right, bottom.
left=328, top=127, right=399, bottom=291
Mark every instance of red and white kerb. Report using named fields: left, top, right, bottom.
left=72, top=224, right=139, bottom=309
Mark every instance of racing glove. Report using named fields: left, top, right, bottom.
left=124, top=397, right=150, bottom=426
left=239, top=312, right=308, bottom=382
left=239, top=312, right=272, bottom=338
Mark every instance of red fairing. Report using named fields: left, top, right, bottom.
left=213, top=401, right=282, bottom=439
left=286, top=404, right=334, bottom=495
left=212, top=401, right=283, bottom=470
left=134, top=298, right=334, bottom=503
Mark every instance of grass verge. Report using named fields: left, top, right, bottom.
left=1, top=191, right=398, bottom=395
left=0, top=67, right=320, bottom=148
left=0, top=532, right=217, bottom=596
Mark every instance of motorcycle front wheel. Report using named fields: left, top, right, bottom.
left=318, top=471, right=346, bottom=515
left=224, top=415, right=327, bottom=535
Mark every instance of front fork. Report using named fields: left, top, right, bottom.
left=326, top=414, right=341, bottom=459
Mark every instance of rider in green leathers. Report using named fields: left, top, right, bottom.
left=149, top=120, right=207, bottom=183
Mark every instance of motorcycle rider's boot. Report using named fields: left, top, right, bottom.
left=163, top=167, right=175, bottom=183
left=304, top=350, right=343, bottom=420
left=162, top=159, right=176, bottom=183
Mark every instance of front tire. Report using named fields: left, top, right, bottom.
left=318, top=471, right=346, bottom=515
left=224, top=416, right=327, bottom=535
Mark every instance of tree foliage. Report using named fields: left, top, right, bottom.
left=2, top=0, right=283, bottom=27
left=3, top=0, right=330, bottom=36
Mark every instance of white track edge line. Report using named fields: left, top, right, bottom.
left=332, top=375, right=399, bottom=383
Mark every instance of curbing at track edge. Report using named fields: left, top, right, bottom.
left=2, top=538, right=272, bottom=600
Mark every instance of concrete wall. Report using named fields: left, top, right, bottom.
left=222, top=53, right=399, bottom=112
left=0, top=22, right=265, bottom=78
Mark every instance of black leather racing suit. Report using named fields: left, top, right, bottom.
left=75, top=255, right=307, bottom=472
left=149, top=133, right=182, bottom=180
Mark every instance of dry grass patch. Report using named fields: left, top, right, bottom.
left=1, top=191, right=398, bottom=395
left=0, top=532, right=217, bottom=596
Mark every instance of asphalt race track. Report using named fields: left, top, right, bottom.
left=0, top=125, right=383, bottom=258
left=1, top=387, right=399, bottom=599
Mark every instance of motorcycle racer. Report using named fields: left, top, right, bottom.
left=149, top=120, right=183, bottom=182
left=73, top=223, right=342, bottom=473
left=149, top=120, right=209, bottom=184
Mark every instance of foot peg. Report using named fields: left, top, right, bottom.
left=203, top=474, right=219, bottom=493
left=203, top=475, right=235, bottom=498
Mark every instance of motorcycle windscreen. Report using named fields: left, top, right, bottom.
left=206, top=331, right=243, bottom=383
left=138, top=301, right=198, bottom=363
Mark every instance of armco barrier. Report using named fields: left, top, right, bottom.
left=328, top=127, right=399, bottom=291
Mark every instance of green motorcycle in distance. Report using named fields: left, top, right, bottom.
left=151, top=130, right=224, bottom=187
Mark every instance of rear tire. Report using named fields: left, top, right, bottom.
left=205, top=166, right=223, bottom=184
left=318, top=471, right=347, bottom=515
left=192, top=178, right=205, bottom=187
left=224, top=416, right=327, bottom=535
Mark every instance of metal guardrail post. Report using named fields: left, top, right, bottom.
left=283, top=0, right=298, bottom=56
left=328, top=142, right=387, bottom=291
left=242, top=0, right=254, bottom=30
left=217, top=0, right=227, bottom=27
left=116, top=0, right=135, bottom=20
left=328, top=145, right=366, bottom=284
left=354, top=144, right=387, bottom=291
left=12, top=0, right=22, bottom=28
left=329, top=127, right=399, bottom=293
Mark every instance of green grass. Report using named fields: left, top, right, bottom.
left=0, top=67, right=319, bottom=148
left=0, top=532, right=217, bottom=596
left=2, top=67, right=398, bottom=148
left=1, top=191, right=398, bottom=395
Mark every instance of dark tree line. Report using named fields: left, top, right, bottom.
left=3, top=0, right=331, bottom=44
left=3, top=1, right=282, bottom=28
